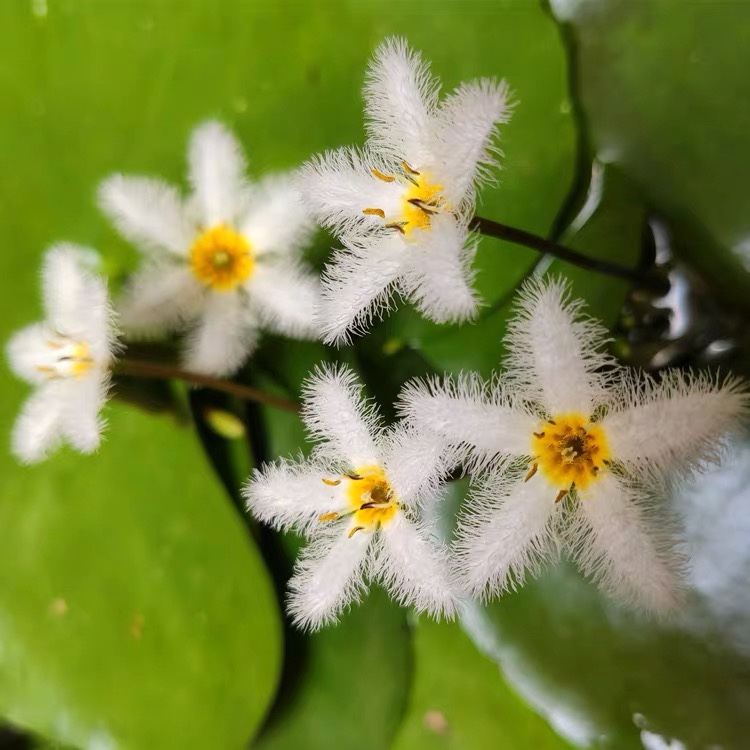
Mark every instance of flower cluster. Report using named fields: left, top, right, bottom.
left=245, top=277, right=747, bottom=627
left=6, top=36, right=748, bottom=630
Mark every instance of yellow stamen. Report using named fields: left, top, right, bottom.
left=401, top=161, right=420, bottom=176
left=322, top=478, right=341, bottom=486
left=371, top=168, right=395, bottom=183
left=530, top=412, right=610, bottom=492
left=400, top=174, right=444, bottom=234
left=318, top=512, right=339, bottom=522
left=363, top=208, right=386, bottom=219
left=189, top=224, right=253, bottom=291
left=524, top=463, right=538, bottom=482
left=345, top=465, right=398, bottom=529
left=348, top=525, right=365, bottom=538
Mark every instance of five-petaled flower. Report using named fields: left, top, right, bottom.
left=298, top=37, right=511, bottom=343
left=99, top=120, right=320, bottom=377
left=398, top=277, right=748, bottom=614
left=243, top=364, right=459, bottom=630
left=7, top=245, right=118, bottom=464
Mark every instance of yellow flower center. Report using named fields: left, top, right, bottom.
left=317, top=465, right=399, bottom=537
left=364, top=162, right=445, bottom=236
left=400, top=176, right=444, bottom=233
left=37, top=337, right=95, bottom=380
left=189, top=225, right=253, bottom=291
left=528, top=413, right=610, bottom=499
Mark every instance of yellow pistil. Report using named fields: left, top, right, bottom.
left=364, top=164, right=445, bottom=236
left=530, top=413, right=610, bottom=492
left=401, top=175, right=444, bottom=234
left=189, top=224, right=253, bottom=291
left=345, top=465, right=399, bottom=529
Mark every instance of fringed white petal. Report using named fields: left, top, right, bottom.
left=317, top=234, right=407, bottom=345
left=243, top=456, right=347, bottom=534
left=375, top=513, right=458, bottom=619
left=98, top=175, right=193, bottom=256
left=183, top=292, right=257, bottom=377
left=296, top=147, right=401, bottom=240
left=431, top=79, right=512, bottom=207
left=567, top=473, right=684, bottom=614
left=300, top=363, right=381, bottom=467
left=396, top=372, right=534, bottom=473
left=188, top=120, right=248, bottom=227
left=238, top=171, right=315, bottom=256
left=456, top=471, right=562, bottom=598
left=246, top=259, right=320, bottom=339
left=398, top=215, right=480, bottom=324
left=6, top=323, right=53, bottom=385
left=602, top=369, right=749, bottom=477
left=504, top=276, right=616, bottom=415
left=381, top=424, right=456, bottom=507
left=84, top=280, right=117, bottom=369
left=118, top=263, right=204, bottom=338
left=60, top=372, right=109, bottom=455
left=287, top=526, right=372, bottom=631
left=42, top=244, right=108, bottom=344
left=363, top=37, right=439, bottom=167
left=11, top=383, right=65, bottom=464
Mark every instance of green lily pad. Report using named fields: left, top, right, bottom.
left=390, top=618, right=574, bottom=750
left=0, top=402, right=281, bottom=749
left=482, top=554, right=750, bottom=750
left=255, top=588, right=411, bottom=750
left=557, top=0, right=750, bottom=309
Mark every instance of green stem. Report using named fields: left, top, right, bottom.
left=115, top=357, right=300, bottom=413
left=471, top=215, right=650, bottom=286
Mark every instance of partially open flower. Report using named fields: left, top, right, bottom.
left=7, top=245, right=118, bottom=463
left=398, top=277, right=748, bottom=614
left=243, top=364, right=458, bottom=630
left=99, top=121, right=319, bottom=377
left=298, top=37, right=511, bottom=343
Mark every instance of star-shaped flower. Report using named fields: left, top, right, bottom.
left=298, top=37, right=511, bottom=343
left=99, top=120, right=320, bottom=377
left=398, top=277, right=748, bottom=613
left=243, top=364, right=458, bottom=630
left=7, top=245, right=118, bottom=463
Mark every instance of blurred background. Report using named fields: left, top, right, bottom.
left=1, top=0, right=750, bottom=748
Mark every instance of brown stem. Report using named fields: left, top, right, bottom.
left=471, top=215, right=650, bottom=286
left=115, top=358, right=300, bottom=413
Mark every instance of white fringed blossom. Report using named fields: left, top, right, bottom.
left=398, top=276, right=748, bottom=614
left=7, top=245, right=118, bottom=463
left=298, top=37, right=511, bottom=343
left=243, top=364, right=458, bottom=630
left=99, top=120, right=319, bottom=377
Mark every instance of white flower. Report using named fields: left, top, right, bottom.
left=398, top=277, right=748, bottom=614
left=298, top=37, right=511, bottom=343
left=98, top=120, right=319, bottom=377
left=243, top=364, right=458, bottom=630
left=6, top=245, right=118, bottom=464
